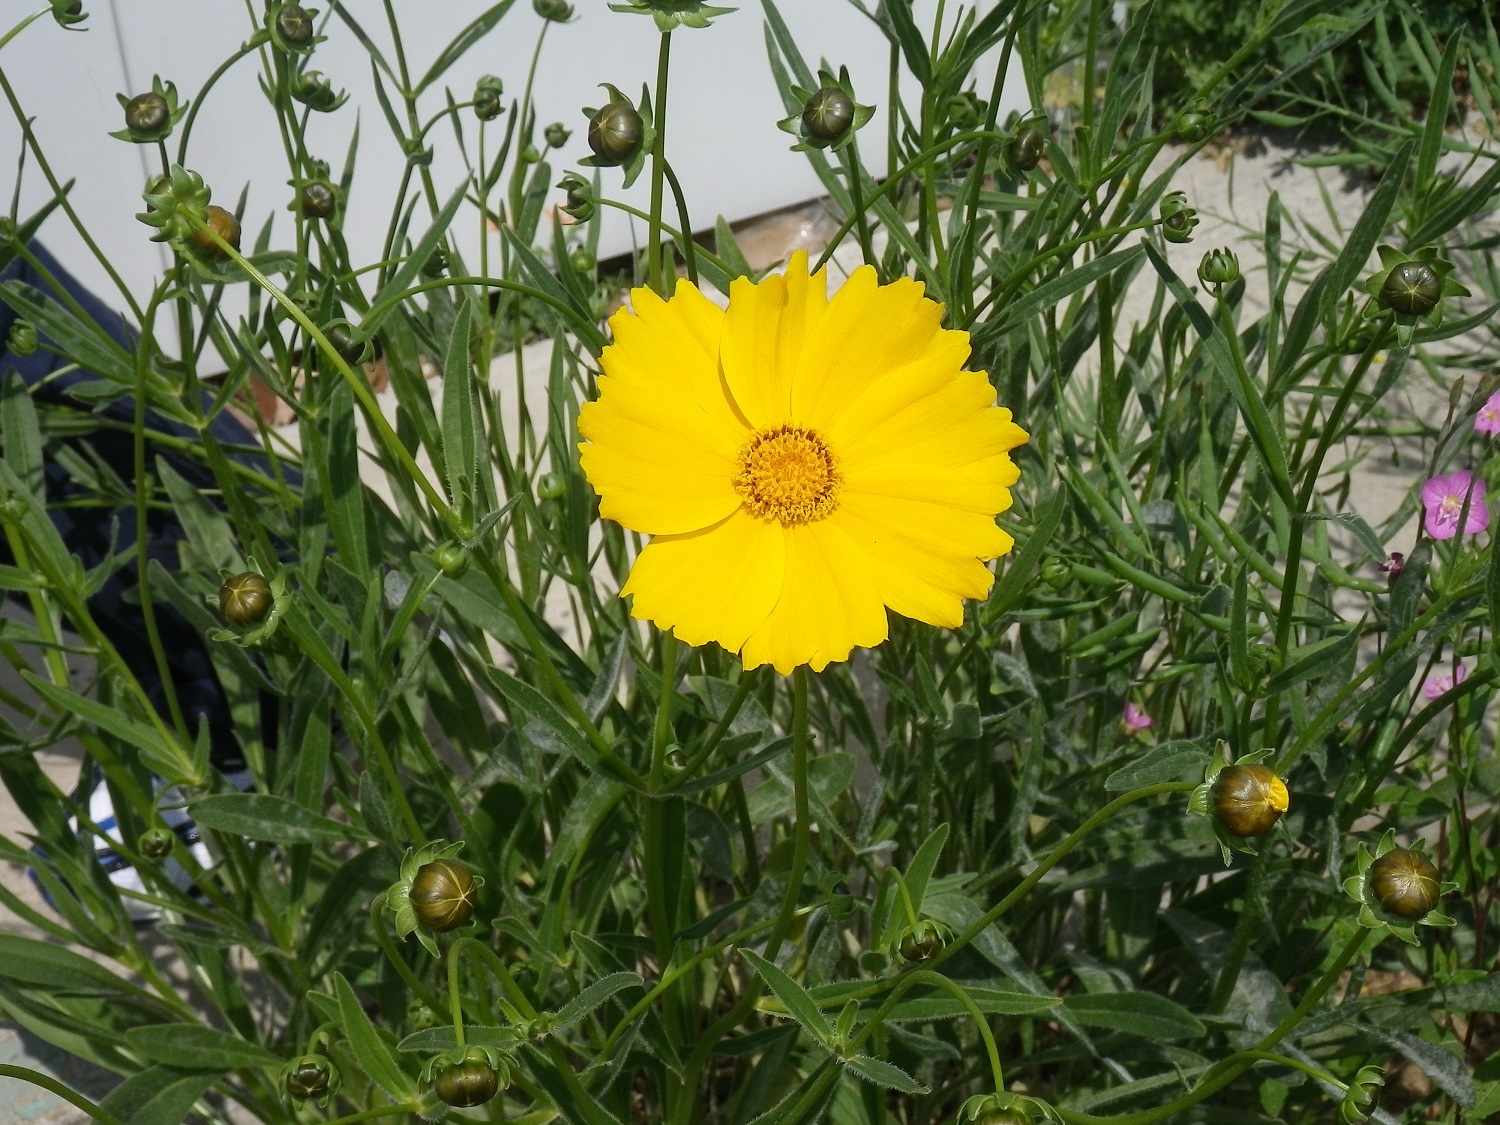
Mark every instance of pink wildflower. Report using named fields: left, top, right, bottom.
left=1421, top=470, right=1490, bottom=540
left=1476, top=392, right=1500, bottom=436
left=1422, top=662, right=1468, bottom=701
left=1122, top=702, right=1153, bottom=731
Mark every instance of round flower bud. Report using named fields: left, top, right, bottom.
left=219, top=572, right=274, bottom=627
left=408, top=858, right=477, bottom=933
left=1040, top=557, right=1072, bottom=590
left=0, top=492, right=30, bottom=522
left=975, top=1111, right=1030, bottom=1125
left=293, top=71, right=344, bottom=112
left=1379, top=261, right=1441, bottom=317
left=1210, top=763, right=1289, bottom=838
left=138, top=827, right=173, bottom=859
left=434, top=1058, right=499, bottom=1107
left=521, top=144, right=541, bottom=165
left=588, top=101, right=644, bottom=166
left=125, top=92, right=169, bottom=137
left=1160, top=194, right=1199, bottom=244
left=1369, top=848, right=1440, bottom=919
left=1197, top=247, right=1240, bottom=291
left=801, top=87, right=855, bottom=143
left=323, top=323, right=369, bottom=365
left=537, top=472, right=567, bottom=500
left=898, top=920, right=944, bottom=963
left=1005, top=124, right=1045, bottom=173
left=421, top=245, right=448, bottom=279
left=434, top=542, right=470, bottom=579
left=8, top=319, right=38, bottom=358
left=284, top=1055, right=335, bottom=1101
left=569, top=248, right=596, bottom=274
left=533, top=0, right=574, bottom=19
left=826, top=879, right=854, bottom=921
left=191, top=205, right=241, bottom=261
left=1174, top=108, right=1212, bottom=143
left=275, top=4, right=314, bottom=45
left=474, top=76, right=505, bottom=122
left=298, top=181, right=336, bottom=221
left=544, top=121, right=571, bottom=149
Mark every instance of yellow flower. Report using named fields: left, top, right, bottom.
left=578, top=252, right=1028, bottom=675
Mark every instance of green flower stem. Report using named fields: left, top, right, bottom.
left=839, top=141, right=877, bottom=272
left=1208, top=844, right=1268, bottom=1015
left=0, top=8, right=48, bottom=54
left=955, top=22, right=1020, bottom=317
left=446, top=944, right=467, bottom=1049
left=133, top=283, right=191, bottom=748
left=0, top=69, right=143, bottom=318
left=1262, top=333, right=1384, bottom=740
left=848, top=969, right=1004, bottom=1092
left=662, top=161, right=698, bottom=287
left=451, top=935, right=540, bottom=1022
left=665, top=670, right=809, bottom=1125
left=647, top=30, right=673, bottom=296
left=643, top=633, right=683, bottom=1053
left=590, top=196, right=736, bottom=280
left=0, top=1064, right=128, bottom=1125
left=175, top=34, right=266, bottom=163
left=813, top=129, right=1009, bottom=274
left=663, top=669, right=758, bottom=790
left=371, top=893, right=447, bottom=1014
left=1052, top=927, right=1370, bottom=1125
left=198, top=221, right=449, bottom=520
left=358, top=274, right=606, bottom=355
left=282, top=607, right=426, bottom=843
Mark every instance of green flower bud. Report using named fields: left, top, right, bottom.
left=7, top=319, right=37, bottom=358
left=826, top=878, right=854, bottom=921
left=275, top=3, right=314, bottom=46
left=124, top=92, right=169, bottom=137
left=1210, top=763, right=1289, bottom=838
left=1379, top=261, right=1441, bottom=317
left=474, top=75, right=505, bottom=122
left=1160, top=192, right=1198, bottom=244
left=801, top=86, right=856, bottom=143
left=51, top=0, right=86, bottom=28
left=1040, top=557, right=1072, bottom=590
left=588, top=101, right=644, bottom=166
left=898, top=919, right=946, bottom=962
left=1339, top=1065, right=1385, bottom=1124
left=138, top=827, right=173, bottom=859
left=434, top=542, right=470, bottom=579
left=323, top=322, right=369, bottom=365
left=190, top=205, right=241, bottom=261
left=544, top=121, right=571, bottom=149
left=569, top=248, right=596, bottom=274
left=292, top=70, right=346, bottom=112
left=434, top=1054, right=500, bottom=1107
left=534, top=0, right=574, bottom=18
left=522, top=144, right=541, bottom=164
left=421, top=245, right=448, bottom=278
left=1197, top=247, right=1240, bottom=293
left=957, top=1093, right=1033, bottom=1124
left=558, top=173, right=595, bottom=223
left=283, top=1054, right=336, bottom=1101
left=537, top=472, right=567, bottom=500
left=0, top=492, right=30, bottom=522
left=1173, top=107, right=1213, bottom=143
left=297, top=180, right=337, bottom=221
left=1005, top=123, right=1046, bottom=173
left=409, top=858, right=477, bottom=933
left=1369, top=848, right=1440, bottom=920
left=219, top=572, right=274, bottom=627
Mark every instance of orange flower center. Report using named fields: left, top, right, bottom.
left=734, top=425, right=840, bottom=525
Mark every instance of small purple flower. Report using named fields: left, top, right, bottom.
left=1122, top=702, right=1153, bottom=731
left=1422, top=662, right=1468, bottom=701
left=1476, top=392, right=1500, bottom=436
left=1421, top=470, right=1490, bottom=540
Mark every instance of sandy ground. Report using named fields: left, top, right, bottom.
left=0, top=133, right=1477, bottom=1121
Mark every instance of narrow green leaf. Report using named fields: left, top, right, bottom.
left=190, top=794, right=368, bottom=844
left=415, top=1, right=517, bottom=94
left=334, top=972, right=418, bottom=1100
left=986, top=488, right=1067, bottom=623
left=441, top=300, right=476, bottom=515
left=1063, top=991, right=1204, bottom=1039
left=1322, top=139, right=1413, bottom=320
left=22, top=672, right=188, bottom=781
left=1229, top=563, right=1250, bottom=689
left=1104, top=740, right=1209, bottom=791
left=1, top=371, right=43, bottom=501
left=740, top=949, right=834, bottom=1046
left=361, top=181, right=468, bottom=339
left=841, top=1054, right=928, bottom=1093
left=125, top=1023, right=280, bottom=1070
left=548, top=973, right=644, bottom=1034
left=1416, top=31, right=1462, bottom=193
left=98, top=1066, right=219, bottom=1125
left=904, top=824, right=949, bottom=917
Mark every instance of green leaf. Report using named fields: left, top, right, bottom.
left=1104, top=740, right=1208, bottom=791
left=883, top=0, right=932, bottom=83
left=985, top=488, right=1067, bottom=623
left=841, top=1054, right=928, bottom=1093
left=1, top=371, right=43, bottom=501
left=190, top=793, right=368, bottom=844
left=1416, top=31, right=1462, bottom=194
left=441, top=299, right=476, bottom=516
left=157, top=459, right=244, bottom=575
left=1063, top=991, right=1205, bottom=1039
left=1322, top=139, right=1413, bottom=320
left=415, top=0, right=517, bottom=94
left=334, top=972, right=418, bottom=1100
left=989, top=246, right=1146, bottom=339
left=98, top=1066, right=219, bottom=1125
left=362, top=181, right=468, bottom=339
left=322, top=381, right=372, bottom=579
left=398, top=1025, right=522, bottom=1052
left=1264, top=628, right=1361, bottom=694
left=549, top=973, right=644, bottom=1034
left=740, top=949, right=834, bottom=1046
left=904, top=823, right=948, bottom=918
left=0, top=281, right=133, bottom=385
left=22, top=672, right=190, bottom=782
left=0, top=934, right=138, bottom=995
left=1229, top=563, right=1250, bottom=688
left=125, top=1023, right=281, bottom=1070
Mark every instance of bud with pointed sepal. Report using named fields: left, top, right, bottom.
left=386, top=841, right=486, bottom=956
left=292, top=70, right=347, bottom=113
left=1344, top=829, right=1456, bottom=944
left=111, top=76, right=185, bottom=144
left=779, top=66, right=874, bottom=154
left=1360, top=245, right=1468, bottom=346
left=7, top=320, right=37, bottom=358
left=1003, top=115, right=1048, bottom=174
left=424, top=1045, right=510, bottom=1108
left=267, top=2, right=323, bottom=53
left=281, top=1054, right=340, bottom=1105
left=1189, top=745, right=1290, bottom=863
left=534, top=0, right=575, bottom=18
left=606, top=0, right=735, bottom=32
left=208, top=560, right=290, bottom=646
left=1197, top=247, right=1240, bottom=295
left=474, top=75, right=505, bottom=122
left=557, top=171, right=596, bottom=223
left=544, top=121, right=571, bottom=149
left=581, top=84, right=654, bottom=188
left=1159, top=192, right=1198, bottom=244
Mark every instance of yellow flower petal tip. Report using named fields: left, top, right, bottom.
left=580, top=262, right=1028, bottom=676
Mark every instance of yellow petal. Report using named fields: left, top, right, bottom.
left=623, top=509, right=785, bottom=652
left=720, top=251, right=828, bottom=429
left=837, top=369, right=1030, bottom=474
left=834, top=495, right=1012, bottom=628
left=791, top=267, right=943, bottom=431
left=740, top=520, right=888, bottom=675
left=579, top=279, right=751, bottom=535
